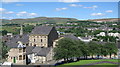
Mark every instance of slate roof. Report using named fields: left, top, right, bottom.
left=63, top=35, right=79, bottom=40
left=32, top=47, right=51, bottom=56
left=26, top=46, right=35, bottom=55
left=5, top=34, right=29, bottom=48
left=31, top=26, right=54, bottom=35
left=2, top=35, right=12, bottom=42
left=37, top=47, right=51, bottom=56
left=32, top=47, right=42, bottom=53
left=80, top=37, right=90, bottom=40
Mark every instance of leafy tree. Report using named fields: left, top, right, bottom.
left=1, top=30, right=8, bottom=36
left=73, top=40, right=84, bottom=60
left=80, top=43, right=90, bottom=59
left=104, top=42, right=118, bottom=58
left=1, top=42, right=10, bottom=58
left=53, top=38, right=77, bottom=62
left=23, top=25, right=34, bottom=33
left=88, top=41, right=99, bottom=59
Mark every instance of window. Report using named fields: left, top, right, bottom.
left=34, top=44, right=36, bottom=47
left=34, top=39, right=35, bottom=42
left=23, top=48, right=26, bottom=52
left=23, top=55, right=26, bottom=60
left=44, top=36, right=46, bottom=38
left=19, top=49, right=22, bottom=53
left=30, top=43, right=32, bottom=46
left=16, top=57, right=18, bottom=60
left=19, top=55, right=22, bottom=60
left=26, top=43, right=29, bottom=46
left=37, top=36, right=39, bottom=38
left=41, top=39, right=43, bottom=42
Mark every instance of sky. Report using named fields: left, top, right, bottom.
left=1, top=0, right=120, bottom=2
left=1, top=2, right=118, bottom=20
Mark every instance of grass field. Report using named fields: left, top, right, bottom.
left=57, top=59, right=118, bottom=67
left=64, top=59, right=118, bottom=65
left=2, top=26, right=20, bottom=32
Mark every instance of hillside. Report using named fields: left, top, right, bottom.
left=1, top=17, right=119, bottom=25
left=88, top=18, right=120, bottom=22
left=1, top=17, right=78, bottom=24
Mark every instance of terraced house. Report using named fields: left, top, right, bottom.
left=5, top=25, right=58, bottom=64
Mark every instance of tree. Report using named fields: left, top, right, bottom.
left=23, top=25, right=34, bottom=33
left=80, top=43, right=90, bottom=59
left=88, top=41, right=99, bottom=59
left=1, top=42, right=10, bottom=58
left=104, top=42, right=118, bottom=58
left=2, top=30, right=8, bottom=36
left=53, top=38, right=77, bottom=62
left=74, top=40, right=84, bottom=60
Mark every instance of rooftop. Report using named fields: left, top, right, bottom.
left=31, top=26, right=54, bottom=35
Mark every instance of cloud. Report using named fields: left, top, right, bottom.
left=91, top=13, right=105, bottom=16
left=16, top=4, right=24, bottom=6
left=69, top=4, right=83, bottom=7
left=56, top=7, right=68, bottom=11
left=59, top=0, right=80, bottom=3
left=2, top=17, right=7, bottom=19
left=2, top=0, right=20, bottom=2
left=28, top=13, right=37, bottom=16
left=84, top=5, right=98, bottom=10
left=5, top=11, right=14, bottom=14
left=19, top=11, right=27, bottom=14
left=16, top=11, right=37, bottom=17
left=0, top=8, right=6, bottom=12
left=0, top=8, right=14, bottom=15
left=16, top=11, right=28, bottom=16
left=106, top=10, right=113, bottom=13
left=1, top=16, right=13, bottom=19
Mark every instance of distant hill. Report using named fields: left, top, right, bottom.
left=1, top=17, right=78, bottom=24
left=88, top=18, right=119, bottom=22
left=1, top=17, right=119, bottom=25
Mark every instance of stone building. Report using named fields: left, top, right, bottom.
left=5, top=25, right=58, bottom=64
left=29, top=26, right=58, bottom=47
left=6, top=41, right=27, bottom=64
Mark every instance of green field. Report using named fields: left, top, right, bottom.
left=64, top=59, right=118, bottom=65
left=2, top=26, right=20, bottom=32
left=57, top=59, right=118, bottom=67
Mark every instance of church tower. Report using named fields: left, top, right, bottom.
left=20, top=25, right=23, bottom=36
